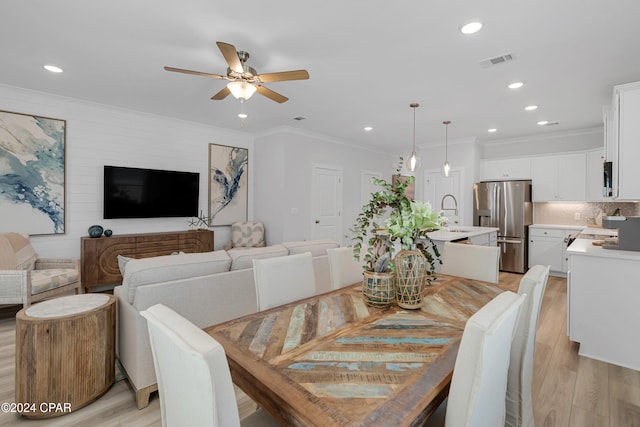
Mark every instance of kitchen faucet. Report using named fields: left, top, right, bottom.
left=440, top=194, right=459, bottom=218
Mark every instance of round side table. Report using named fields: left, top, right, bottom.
left=15, top=294, right=116, bottom=418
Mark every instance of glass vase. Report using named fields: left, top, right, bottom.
left=394, top=249, right=428, bottom=309
left=362, top=270, right=395, bottom=308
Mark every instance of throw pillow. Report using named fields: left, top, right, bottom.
left=117, top=255, right=133, bottom=276
left=0, top=233, right=37, bottom=270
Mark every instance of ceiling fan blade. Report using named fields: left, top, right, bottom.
left=211, top=86, right=231, bottom=100
left=164, top=66, right=225, bottom=79
left=216, top=41, right=244, bottom=74
left=258, top=70, right=310, bottom=83
left=255, top=85, right=288, bottom=103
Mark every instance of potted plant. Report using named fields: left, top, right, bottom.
left=350, top=160, right=444, bottom=307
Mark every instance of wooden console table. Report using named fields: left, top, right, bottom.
left=81, top=229, right=213, bottom=292
left=15, top=294, right=116, bottom=418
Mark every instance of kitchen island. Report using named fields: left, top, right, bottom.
left=567, top=238, right=640, bottom=371
left=426, top=226, right=499, bottom=273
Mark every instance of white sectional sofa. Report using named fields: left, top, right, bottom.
left=113, top=238, right=339, bottom=409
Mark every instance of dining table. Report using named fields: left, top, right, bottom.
left=205, top=274, right=515, bottom=426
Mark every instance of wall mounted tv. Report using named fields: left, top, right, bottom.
left=104, top=166, right=199, bottom=219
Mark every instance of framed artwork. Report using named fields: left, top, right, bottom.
left=208, top=143, right=248, bottom=226
left=0, top=110, right=66, bottom=235
left=392, top=174, right=415, bottom=201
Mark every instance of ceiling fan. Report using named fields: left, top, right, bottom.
left=164, top=41, right=309, bottom=103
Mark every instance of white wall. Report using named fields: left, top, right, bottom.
left=481, top=127, right=603, bottom=159
left=414, top=138, right=479, bottom=225
left=254, top=128, right=394, bottom=246
left=0, top=84, right=253, bottom=258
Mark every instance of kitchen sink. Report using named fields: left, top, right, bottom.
left=447, top=228, right=473, bottom=232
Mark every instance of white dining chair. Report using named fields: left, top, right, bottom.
left=505, top=264, right=551, bottom=427
left=327, top=247, right=363, bottom=289
left=440, top=242, right=500, bottom=283
left=140, top=304, right=279, bottom=427
left=253, top=251, right=316, bottom=310
left=424, top=290, right=525, bottom=426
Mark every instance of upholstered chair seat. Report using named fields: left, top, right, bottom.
left=0, top=233, right=82, bottom=307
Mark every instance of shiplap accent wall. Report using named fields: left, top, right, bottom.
left=0, top=84, right=253, bottom=259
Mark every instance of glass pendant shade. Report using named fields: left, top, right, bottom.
left=442, top=120, right=451, bottom=177
left=227, top=81, right=257, bottom=100
left=406, top=103, right=420, bottom=172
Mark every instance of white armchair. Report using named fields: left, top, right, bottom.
left=0, top=233, right=81, bottom=307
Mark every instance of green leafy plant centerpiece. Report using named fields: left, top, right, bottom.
left=350, top=162, right=445, bottom=307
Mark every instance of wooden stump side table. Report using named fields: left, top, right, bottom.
left=15, top=294, right=116, bottom=419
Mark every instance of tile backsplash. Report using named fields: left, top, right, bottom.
left=533, top=202, right=640, bottom=227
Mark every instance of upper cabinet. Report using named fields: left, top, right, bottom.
left=613, top=81, right=640, bottom=200
left=586, top=148, right=607, bottom=202
left=531, top=153, right=586, bottom=202
left=481, top=158, right=531, bottom=181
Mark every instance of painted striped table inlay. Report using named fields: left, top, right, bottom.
left=207, top=274, right=516, bottom=426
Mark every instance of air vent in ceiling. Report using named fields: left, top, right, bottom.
left=293, top=116, right=307, bottom=121
left=480, top=52, right=515, bottom=68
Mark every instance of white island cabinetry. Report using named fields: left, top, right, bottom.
left=567, top=239, right=640, bottom=371
left=426, top=226, right=498, bottom=273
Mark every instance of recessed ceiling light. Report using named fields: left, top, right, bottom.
left=487, top=128, right=498, bottom=133
left=460, top=22, right=483, bottom=34
left=525, top=105, right=538, bottom=111
left=363, top=126, right=373, bottom=132
left=237, top=113, right=248, bottom=119
left=43, top=65, right=63, bottom=73
left=508, top=82, right=524, bottom=89
left=537, top=120, right=549, bottom=126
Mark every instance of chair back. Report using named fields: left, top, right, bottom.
left=140, top=304, right=241, bottom=427
left=327, top=247, right=362, bottom=289
left=440, top=242, right=500, bottom=283
left=505, top=264, right=551, bottom=427
left=445, top=291, right=525, bottom=427
left=253, top=251, right=316, bottom=310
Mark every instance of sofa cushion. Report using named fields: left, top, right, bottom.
left=281, top=239, right=339, bottom=257
left=0, top=233, right=38, bottom=270
left=123, top=251, right=231, bottom=304
left=30, top=268, right=80, bottom=294
left=227, top=244, right=288, bottom=271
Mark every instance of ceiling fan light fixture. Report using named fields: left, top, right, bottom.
left=406, top=103, right=421, bottom=172
left=227, top=80, right=257, bottom=100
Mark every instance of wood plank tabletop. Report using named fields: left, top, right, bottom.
left=205, top=274, right=515, bottom=426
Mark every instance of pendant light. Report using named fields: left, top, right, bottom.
left=406, top=103, right=420, bottom=172
left=443, top=120, right=451, bottom=176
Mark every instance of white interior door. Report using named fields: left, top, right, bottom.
left=311, top=164, right=343, bottom=243
left=424, top=168, right=462, bottom=225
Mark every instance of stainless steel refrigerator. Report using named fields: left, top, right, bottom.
left=473, top=180, right=532, bottom=273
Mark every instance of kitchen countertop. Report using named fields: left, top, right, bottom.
left=567, top=238, right=640, bottom=260
left=427, top=226, right=498, bottom=242
left=529, top=224, right=584, bottom=231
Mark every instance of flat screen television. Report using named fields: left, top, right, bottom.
left=103, top=166, right=199, bottom=219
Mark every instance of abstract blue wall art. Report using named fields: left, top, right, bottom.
left=0, top=110, right=66, bottom=235
left=208, top=143, right=248, bottom=226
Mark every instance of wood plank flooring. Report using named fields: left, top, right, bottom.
left=0, top=273, right=638, bottom=426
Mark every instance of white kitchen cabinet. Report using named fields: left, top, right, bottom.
left=567, top=240, right=640, bottom=371
left=481, top=158, right=531, bottom=181
left=614, top=81, right=640, bottom=200
left=528, top=226, right=579, bottom=275
left=586, top=148, right=607, bottom=202
left=531, top=153, right=586, bottom=201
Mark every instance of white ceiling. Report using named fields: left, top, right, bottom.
left=2, top=1, right=639, bottom=153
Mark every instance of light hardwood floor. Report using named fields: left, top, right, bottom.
left=0, top=273, right=638, bottom=426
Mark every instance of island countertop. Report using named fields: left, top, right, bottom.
left=427, top=226, right=499, bottom=242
